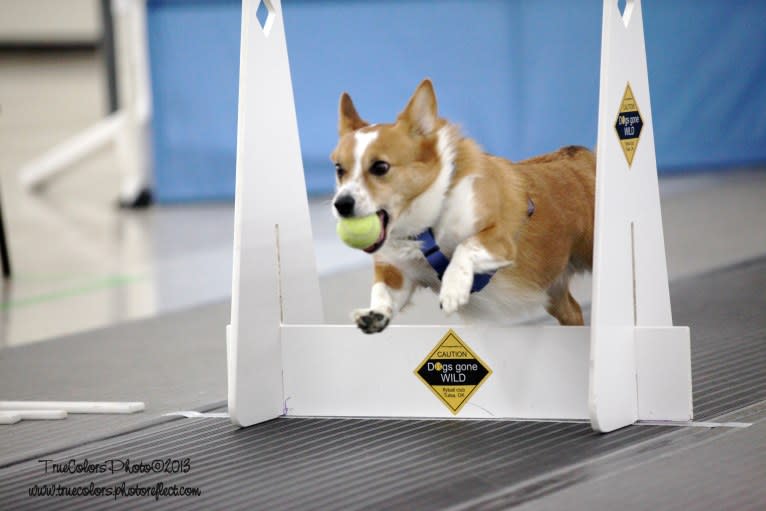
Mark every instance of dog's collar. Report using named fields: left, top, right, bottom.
left=414, top=229, right=495, bottom=293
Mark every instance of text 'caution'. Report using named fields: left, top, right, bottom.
left=414, top=329, right=492, bottom=414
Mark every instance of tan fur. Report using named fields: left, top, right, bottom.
left=333, top=79, right=595, bottom=330
left=375, top=262, right=404, bottom=290
left=456, top=143, right=595, bottom=325
left=427, top=136, right=594, bottom=325
left=338, top=93, right=368, bottom=135
left=450, top=141, right=595, bottom=262
left=331, top=123, right=443, bottom=218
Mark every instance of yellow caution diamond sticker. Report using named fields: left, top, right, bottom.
left=414, top=329, right=492, bottom=415
left=614, top=82, right=644, bottom=167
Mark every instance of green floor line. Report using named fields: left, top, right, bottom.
left=1, top=274, right=148, bottom=310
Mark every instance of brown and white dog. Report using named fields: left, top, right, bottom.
left=331, top=79, right=595, bottom=334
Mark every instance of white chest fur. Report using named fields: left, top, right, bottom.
left=377, top=174, right=478, bottom=290
left=432, top=176, right=478, bottom=257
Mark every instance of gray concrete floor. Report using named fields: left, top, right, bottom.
left=1, top=49, right=765, bottom=347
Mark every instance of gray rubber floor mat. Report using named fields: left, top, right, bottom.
left=1, top=258, right=765, bottom=510
left=0, top=302, right=229, bottom=467
left=671, top=258, right=766, bottom=418
left=0, top=416, right=676, bottom=511
left=513, top=415, right=766, bottom=511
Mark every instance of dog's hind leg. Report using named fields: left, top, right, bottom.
left=545, top=274, right=584, bottom=326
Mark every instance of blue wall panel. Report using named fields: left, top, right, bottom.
left=288, top=0, right=524, bottom=195
left=147, top=0, right=766, bottom=202
left=645, top=1, right=766, bottom=170
left=147, top=1, right=241, bottom=202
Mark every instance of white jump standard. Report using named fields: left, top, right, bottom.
left=227, top=0, right=692, bottom=432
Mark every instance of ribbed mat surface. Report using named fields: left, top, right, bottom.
left=514, top=418, right=766, bottom=511
left=1, top=258, right=764, bottom=510
left=1, top=416, right=673, bottom=510
left=672, top=259, right=766, bottom=418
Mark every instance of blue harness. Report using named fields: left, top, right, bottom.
left=414, top=228, right=494, bottom=293
left=414, top=197, right=535, bottom=294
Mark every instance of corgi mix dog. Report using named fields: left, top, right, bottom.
left=331, top=79, right=595, bottom=334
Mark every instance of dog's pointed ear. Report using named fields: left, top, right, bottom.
left=398, top=79, right=438, bottom=136
left=338, top=92, right=369, bottom=136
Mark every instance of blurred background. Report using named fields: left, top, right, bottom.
left=1, top=0, right=765, bottom=347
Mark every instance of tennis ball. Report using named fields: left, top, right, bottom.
left=337, top=214, right=382, bottom=250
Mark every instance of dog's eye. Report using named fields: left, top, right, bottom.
left=335, top=163, right=345, bottom=178
left=369, top=161, right=390, bottom=176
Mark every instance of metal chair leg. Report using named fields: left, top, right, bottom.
left=0, top=186, right=11, bottom=278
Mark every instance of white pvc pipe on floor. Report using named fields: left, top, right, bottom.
left=0, top=401, right=145, bottom=414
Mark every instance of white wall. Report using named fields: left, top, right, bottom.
left=0, top=0, right=101, bottom=44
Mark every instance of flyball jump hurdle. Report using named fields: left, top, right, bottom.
left=227, top=0, right=692, bottom=432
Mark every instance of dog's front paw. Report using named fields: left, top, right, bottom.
left=353, top=308, right=391, bottom=334
left=439, top=265, right=472, bottom=315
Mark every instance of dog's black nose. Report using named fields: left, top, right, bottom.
left=334, top=195, right=355, bottom=217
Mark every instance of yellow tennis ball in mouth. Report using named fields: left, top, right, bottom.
left=337, top=214, right=382, bottom=250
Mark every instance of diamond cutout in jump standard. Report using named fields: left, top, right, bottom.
left=256, top=0, right=275, bottom=35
